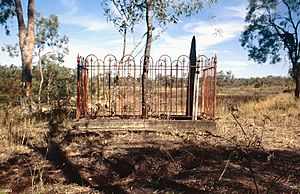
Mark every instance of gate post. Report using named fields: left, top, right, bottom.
left=76, top=54, right=81, bottom=120
left=213, top=54, right=217, bottom=118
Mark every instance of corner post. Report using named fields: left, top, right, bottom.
left=213, top=54, right=217, bottom=118
left=76, top=54, right=81, bottom=120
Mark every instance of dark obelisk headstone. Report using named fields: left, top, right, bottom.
left=186, top=36, right=197, bottom=117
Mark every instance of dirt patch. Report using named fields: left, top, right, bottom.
left=1, top=119, right=299, bottom=194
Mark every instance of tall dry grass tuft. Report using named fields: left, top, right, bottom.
left=216, top=93, right=300, bottom=149
left=0, top=107, right=48, bottom=149
left=240, top=93, right=300, bottom=118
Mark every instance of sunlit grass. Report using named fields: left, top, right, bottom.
left=216, top=92, right=300, bottom=149
left=240, top=93, right=300, bottom=117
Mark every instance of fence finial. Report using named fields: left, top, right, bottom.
left=214, top=54, right=218, bottom=65
left=77, top=53, right=80, bottom=65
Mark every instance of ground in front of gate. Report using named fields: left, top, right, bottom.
left=0, top=85, right=299, bottom=194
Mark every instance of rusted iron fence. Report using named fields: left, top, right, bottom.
left=76, top=54, right=217, bottom=120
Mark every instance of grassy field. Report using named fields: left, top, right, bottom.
left=0, top=84, right=299, bottom=193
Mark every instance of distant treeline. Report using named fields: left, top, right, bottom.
left=217, top=70, right=293, bottom=88
left=0, top=64, right=76, bottom=107
left=0, top=64, right=294, bottom=106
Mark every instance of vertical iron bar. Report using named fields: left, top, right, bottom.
left=108, top=58, right=111, bottom=116
left=126, top=61, right=129, bottom=116
left=103, top=59, right=106, bottom=116
left=84, top=58, right=88, bottom=115
left=90, top=58, right=93, bottom=116
left=170, top=61, right=173, bottom=115
left=164, top=58, right=167, bottom=114
left=175, top=61, right=178, bottom=115
left=133, top=61, right=136, bottom=116
left=181, top=58, right=185, bottom=115
left=213, top=55, right=217, bottom=118
left=97, top=61, right=100, bottom=105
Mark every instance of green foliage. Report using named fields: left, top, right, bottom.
left=1, top=12, right=72, bottom=108
left=0, top=65, right=22, bottom=105
left=101, top=0, right=144, bottom=36
left=240, top=0, right=299, bottom=72
left=0, top=0, right=16, bottom=35
left=101, top=0, right=217, bottom=38
left=217, top=71, right=235, bottom=87
left=216, top=70, right=294, bottom=88
left=35, top=13, right=69, bottom=58
left=33, top=61, right=76, bottom=104
left=240, top=0, right=300, bottom=98
left=1, top=43, right=19, bottom=57
left=33, top=13, right=70, bottom=108
left=150, top=0, right=216, bottom=25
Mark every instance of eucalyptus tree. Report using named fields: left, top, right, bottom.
left=140, top=0, right=217, bottom=117
left=101, top=0, right=217, bottom=117
left=0, top=0, right=35, bottom=111
left=35, top=13, right=69, bottom=109
left=101, top=0, right=144, bottom=58
left=240, top=0, right=300, bottom=99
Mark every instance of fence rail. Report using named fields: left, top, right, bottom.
left=76, top=54, right=217, bottom=120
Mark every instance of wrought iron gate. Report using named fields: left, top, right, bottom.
left=76, top=54, right=217, bottom=120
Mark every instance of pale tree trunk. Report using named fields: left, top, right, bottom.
left=142, top=0, right=153, bottom=118
left=38, top=52, right=58, bottom=110
left=122, top=28, right=127, bottom=59
left=15, top=0, right=35, bottom=112
left=38, top=51, right=44, bottom=110
left=47, top=75, right=53, bottom=105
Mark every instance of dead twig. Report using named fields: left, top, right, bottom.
left=218, top=152, right=232, bottom=181
left=229, top=108, right=252, bottom=147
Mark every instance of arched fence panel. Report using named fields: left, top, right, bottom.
left=76, top=54, right=217, bottom=120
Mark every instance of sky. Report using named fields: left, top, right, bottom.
left=0, top=0, right=292, bottom=78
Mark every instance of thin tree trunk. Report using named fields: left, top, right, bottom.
left=292, top=62, right=300, bottom=100
left=142, top=0, right=152, bottom=118
left=295, top=76, right=300, bottom=99
left=38, top=54, right=44, bottom=110
left=47, top=75, right=53, bottom=105
left=122, top=28, right=127, bottom=59
left=295, top=66, right=300, bottom=99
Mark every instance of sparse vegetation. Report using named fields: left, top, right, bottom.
left=0, top=1, right=299, bottom=192
left=0, top=80, right=299, bottom=193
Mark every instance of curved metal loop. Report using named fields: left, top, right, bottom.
left=120, top=54, right=136, bottom=64
left=177, top=55, right=189, bottom=62
left=158, top=54, right=172, bottom=64
left=103, top=54, right=118, bottom=64
left=171, top=60, right=183, bottom=68
left=93, top=58, right=105, bottom=66
left=197, top=54, right=209, bottom=61
left=85, top=53, right=98, bottom=60
left=155, top=58, right=167, bottom=67
left=176, top=55, right=190, bottom=67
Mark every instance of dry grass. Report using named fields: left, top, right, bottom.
left=0, top=107, right=49, bottom=194
left=0, top=86, right=299, bottom=193
left=0, top=107, right=48, bottom=148
left=241, top=93, right=299, bottom=117
left=216, top=93, right=300, bottom=150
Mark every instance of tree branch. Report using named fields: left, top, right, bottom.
left=282, top=0, right=299, bottom=59
left=14, top=0, right=26, bottom=46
